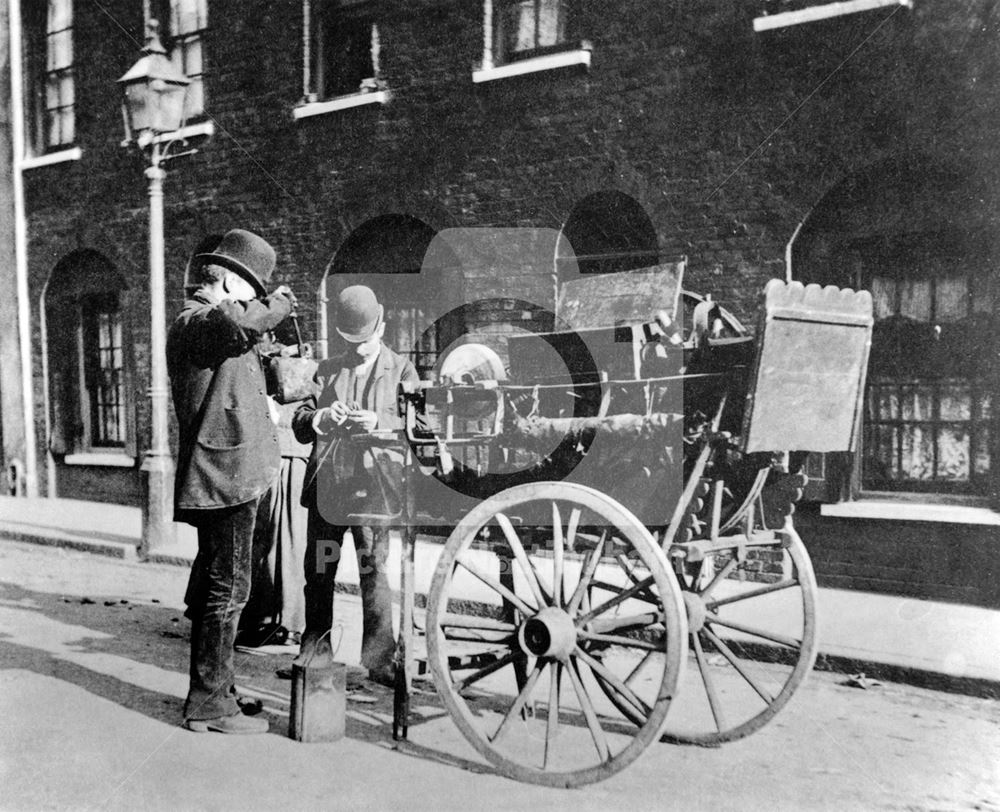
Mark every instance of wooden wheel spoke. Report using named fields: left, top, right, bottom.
left=692, top=632, right=727, bottom=733
left=702, top=628, right=775, bottom=704
left=489, top=661, right=545, bottom=746
left=591, top=579, right=659, bottom=607
left=544, top=662, right=561, bottom=769
left=575, top=647, right=652, bottom=718
left=456, top=556, right=537, bottom=617
left=566, top=507, right=581, bottom=552
left=567, top=533, right=605, bottom=615
left=567, top=658, right=611, bottom=761
left=552, top=502, right=565, bottom=608
left=440, top=613, right=517, bottom=633
left=453, top=650, right=523, bottom=693
left=576, top=575, right=655, bottom=626
left=496, top=512, right=552, bottom=607
left=698, top=557, right=738, bottom=601
left=705, top=612, right=801, bottom=649
left=625, top=650, right=655, bottom=686
left=706, top=578, right=799, bottom=610
left=577, top=630, right=663, bottom=652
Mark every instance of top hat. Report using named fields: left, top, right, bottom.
left=196, top=229, right=276, bottom=297
left=334, top=285, right=384, bottom=343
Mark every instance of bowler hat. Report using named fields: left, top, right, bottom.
left=196, top=229, right=276, bottom=297
left=335, top=285, right=383, bottom=343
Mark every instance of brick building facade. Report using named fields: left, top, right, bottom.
left=3, top=0, right=998, bottom=604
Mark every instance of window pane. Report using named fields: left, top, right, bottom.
left=935, top=276, right=969, bottom=322
left=503, top=1, right=537, bottom=52
left=975, top=428, right=991, bottom=476
left=937, top=427, right=970, bottom=481
left=537, top=0, right=566, bottom=47
left=46, top=78, right=61, bottom=109
left=870, top=276, right=896, bottom=320
left=184, top=79, right=204, bottom=118
left=60, top=108, right=74, bottom=144
left=939, top=384, right=971, bottom=421
left=183, top=39, right=203, bottom=76
left=899, top=384, right=932, bottom=421
left=47, top=30, right=73, bottom=70
left=870, top=383, right=897, bottom=420
left=46, top=110, right=62, bottom=146
left=899, top=425, right=934, bottom=480
left=171, top=0, right=207, bottom=34
left=979, top=393, right=992, bottom=420
left=47, top=0, right=72, bottom=32
left=898, top=278, right=932, bottom=322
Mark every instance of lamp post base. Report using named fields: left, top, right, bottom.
left=140, top=452, right=176, bottom=558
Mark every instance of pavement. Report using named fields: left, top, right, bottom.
left=0, top=494, right=998, bottom=698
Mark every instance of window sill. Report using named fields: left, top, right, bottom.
left=820, top=499, right=1000, bottom=526
left=293, top=90, right=391, bottom=120
left=19, top=147, right=83, bottom=170
left=63, top=452, right=136, bottom=469
left=473, top=48, right=592, bottom=84
left=753, top=0, right=912, bottom=32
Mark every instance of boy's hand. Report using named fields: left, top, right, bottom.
left=314, top=402, right=350, bottom=434
left=346, top=409, right=378, bottom=432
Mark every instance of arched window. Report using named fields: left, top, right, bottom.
left=793, top=158, right=998, bottom=498
left=325, top=214, right=444, bottom=377
left=43, top=250, right=135, bottom=460
left=557, top=191, right=659, bottom=277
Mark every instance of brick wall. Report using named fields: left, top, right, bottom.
left=15, top=0, right=1000, bottom=596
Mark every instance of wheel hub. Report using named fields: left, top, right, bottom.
left=682, top=590, right=707, bottom=632
left=518, top=607, right=577, bottom=660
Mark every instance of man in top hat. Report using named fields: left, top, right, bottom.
left=292, top=285, right=419, bottom=686
left=168, top=228, right=295, bottom=733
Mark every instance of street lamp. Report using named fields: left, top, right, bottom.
left=118, top=20, right=191, bottom=558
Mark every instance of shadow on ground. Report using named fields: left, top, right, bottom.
left=0, top=579, right=491, bottom=775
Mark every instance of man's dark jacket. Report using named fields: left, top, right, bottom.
left=292, top=345, right=418, bottom=521
left=168, top=291, right=292, bottom=519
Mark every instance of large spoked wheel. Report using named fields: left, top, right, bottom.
left=597, top=522, right=818, bottom=745
left=426, top=482, right=688, bottom=788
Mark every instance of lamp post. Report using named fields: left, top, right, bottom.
left=118, top=21, right=191, bottom=557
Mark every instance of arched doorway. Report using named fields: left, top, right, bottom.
left=321, top=214, right=455, bottom=378
left=792, top=156, right=998, bottom=499
left=42, top=250, right=140, bottom=503
left=557, top=190, right=660, bottom=278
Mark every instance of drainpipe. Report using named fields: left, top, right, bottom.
left=784, top=219, right=804, bottom=282
left=7, top=0, right=39, bottom=497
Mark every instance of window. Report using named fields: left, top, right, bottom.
left=44, top=251, right=136, bottom=461
left=44, top=0, right=74, bottom=147
left=309, top=0, right=381, bottom=100
left=23, top=0, right=75, bottom=153
left=149, top=0, right=208, bottom=119
left=81, top=295, right=127, bottom=448
left=494, top=0, right=569, bottom=63
left=861, top=250, right=995, bottom=495
left=790, top=158, right=999, bottom=504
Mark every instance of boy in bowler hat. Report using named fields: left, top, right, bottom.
left=292, top=285, right=419, bottom=686
left=168, top=228, right=295, bottom=733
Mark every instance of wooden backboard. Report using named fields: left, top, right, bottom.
left=556, top=261, right=685, bottom=331
left=742, top=280, right=874, bottom=454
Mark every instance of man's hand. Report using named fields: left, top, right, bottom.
left=271, top=285, right=297, bottom=306
left=313, top=402, right=350, bottom=434
left=346, top=409, right=378, bottom=433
